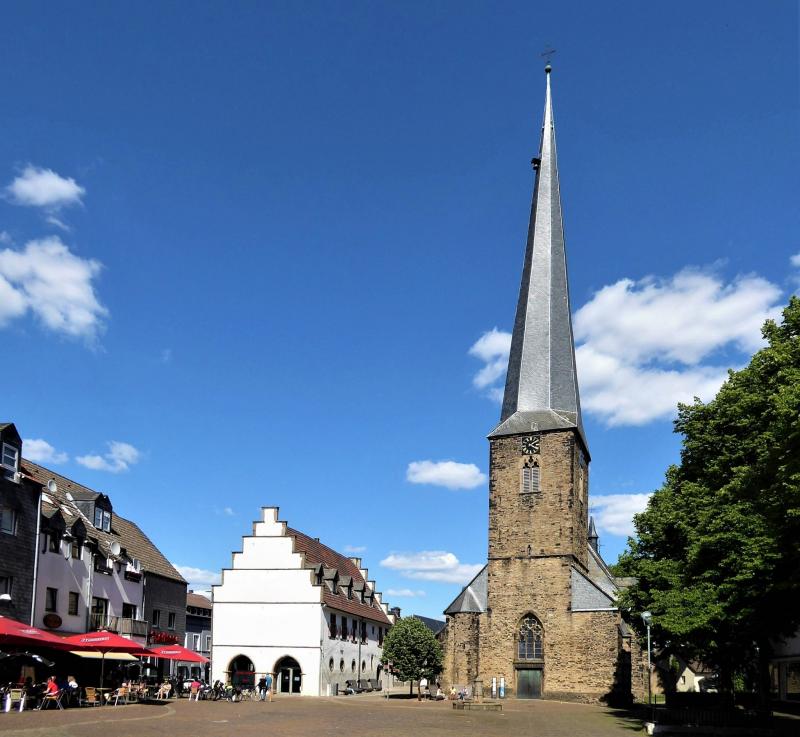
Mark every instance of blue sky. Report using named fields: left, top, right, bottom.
left=1, top=2, right=798, bottom=619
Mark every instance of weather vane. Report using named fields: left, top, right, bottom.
left=540, top=45, right=556, bottom=69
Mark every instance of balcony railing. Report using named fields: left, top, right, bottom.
left=89, top=614, right=149, bottom=637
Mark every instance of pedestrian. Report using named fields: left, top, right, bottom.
left=257, top=675, right=267, bottom=701
left=264, top=672, right=273, bottom=702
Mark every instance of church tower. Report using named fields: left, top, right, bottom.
left=442, top=67, right=637, bottom=703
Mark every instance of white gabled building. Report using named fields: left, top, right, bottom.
left=212, top=507, right=395, bottom=696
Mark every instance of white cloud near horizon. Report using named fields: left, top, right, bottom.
left=385, top=588, right=426, bottom=598
left=344, top=545, right=367, bottom=553
left=590, top=493, right=652, bottom=537
left=173, top=564, right=221, bottom=590
left=790, top=253, right=800, bottom=268
left=380, top=550, right=483, bottom=584
left=76, top=441, right=141, bottom=473
left=0, top=236, right=107, bottom=341
left=469, top=266, right=784, bottom=426
left=22, top=438, right=68, bottom=465
left=5, top=166, right=85, bottom=209
left=406, top=460, right=486, bottom=490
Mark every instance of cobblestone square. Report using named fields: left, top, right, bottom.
left=0, top=695, right=643, bottom=737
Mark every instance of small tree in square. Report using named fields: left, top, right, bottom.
left=381, top=617, right=443, bottom=696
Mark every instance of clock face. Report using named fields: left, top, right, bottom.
left=522, top=435, right=540, bottom=455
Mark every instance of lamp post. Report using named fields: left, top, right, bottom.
left=641, top=611, right=653, bottom=716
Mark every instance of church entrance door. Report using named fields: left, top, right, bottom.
left=275, top=656, right=302, bottom=694
left=516, top=668, right=542, bottom=699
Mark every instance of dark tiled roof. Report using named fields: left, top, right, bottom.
left=22, top=459, right=185, bottom=584
left=112, top=515, right=185, bottom=583
left=410, top=614, right=446, bottom=636
left=286, top=527, right=390, bottom=625
left=187, top=592, right=212, bottom=609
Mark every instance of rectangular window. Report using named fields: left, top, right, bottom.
left=0, top=507, right=16, bottom=535
left=102, top=511, right=111, bottom=532
left=168, top=612, right=176, bottom=630
left=521, top=465, right=540, bottom=494
left=71, top=540, right=82, bottom=559
left=94, top=507, right=103, bottom=528
left=340, top=615, right=347, bottom=640
left=1, top=443, right=19, bottom=472
left=122, top=602, right=137, bottom=619
left=48, top=534, right=60, bottom=553
left=193, top=634, right=200, bottom=650
left=152, top=609, right=161, bottom=628
left=329, top=613, right=337, bottom=638
left=45, top=587, right=58, bottom=612
left=205, top=635, right=211, bottom=651
left=361, top=621, right=367, bottom=644
left=0, top=575, right=11, bottom=596
left=68, top=591, right=79, bottom=616
left=90, top=596, right=108, bottom=628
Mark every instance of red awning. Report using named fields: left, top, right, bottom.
left=147, top=643, right=209, bottom=663
left=61, top=630, right=151, bottom=654
left=0, top=615, right=71, bottom=649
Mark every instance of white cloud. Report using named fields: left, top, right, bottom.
left=469, top=328, right=511, bottom=390
left=344, top=545, right=366, bottom=553
left=380, top=550, right=484, bottom=584
left=469, top=267, right=783, bottom=426
left=0, top=236, right=107, bottom=341
left=406, top=460, right=486, bottom=490
left=791, top=253, right=800, bottom=268
left=22, top=438, right=68, bottom=464
left=590, top=493, right=652, bottom=537
left=173, top=565, right=221, bottom=589
left=385, top=588, right=426, bottom=598
left=45, top=214, right=70, bottom=232
left=223, top=506, right=235, bottom=516
left=76, top=441, right=141, bottom=473
left=5, top=165, right=85, bottom=209
left=0, top=231, right=11, bottom=244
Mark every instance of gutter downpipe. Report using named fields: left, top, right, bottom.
left=30, top=483, right=42, bottom=626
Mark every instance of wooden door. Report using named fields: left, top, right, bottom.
left=516, top=668, right=542, bottom=699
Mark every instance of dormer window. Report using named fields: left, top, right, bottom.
left=93, top=506, right=111, bottom=532
left=1, top=442, right=19, bottom=481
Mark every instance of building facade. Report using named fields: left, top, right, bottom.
left=0, top=424, right=40, bottom=624
left=182, top=591, right=212, bottom=680
left=212, top=507, right=394, bottom=696
left=0, top=423, right=187, bottom=660
left=440, top=68, right=644, bottom=703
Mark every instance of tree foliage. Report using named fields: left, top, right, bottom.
left=381, top=617, right=443, bottom=684
left=618, top=297, right=800, bottom=689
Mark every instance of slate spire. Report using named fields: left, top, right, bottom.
left=588, top=516, right=599, bottom=553
left=490, top=66, right=586, bottom=451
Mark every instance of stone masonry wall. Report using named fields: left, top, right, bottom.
left=488, top=431, right=587, bottom=572
left=441, top=612, right=481, bottom=689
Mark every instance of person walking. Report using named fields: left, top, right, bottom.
left=257, top=675, right=267, bottom=701
left=264, top=672, right=273, bottom=702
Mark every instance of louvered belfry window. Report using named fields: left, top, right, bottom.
left=518, top=615, right=544, bottom=660
left=521, top=463, right=540, bottom=494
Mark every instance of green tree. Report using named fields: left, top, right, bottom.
left=381, top=617, right=443, bottom=695
left=618, top=297, right=800, bottom=697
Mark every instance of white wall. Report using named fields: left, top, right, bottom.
left=211, top=508, right=387, bottom=696
left=34, top=536, right=91, bottom=634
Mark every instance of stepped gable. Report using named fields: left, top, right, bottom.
left=286, top=526, right=390, bottom=624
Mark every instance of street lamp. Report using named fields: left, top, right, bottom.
left=641, top=611, right=653, bottom=713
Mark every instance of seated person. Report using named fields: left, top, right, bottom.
left=434, top=687, right=445, bottom=701
left=343, top=680, right=355, bottom=695
left=448, top=686, right=457, bottom=700
left=45, top=676, right=59, bottom=696
left=65, top=676, right=79, bottom=706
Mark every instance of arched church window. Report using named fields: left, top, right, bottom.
left=521, top=462, right=540, bottom=494
left=518, top=615, right=544, bottom=660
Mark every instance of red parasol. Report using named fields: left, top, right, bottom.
left=147, top=643, right=209, bottom=663
left=62, top=631, right=152, bottom=692
left=0, top=615, right=71, bottom=649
